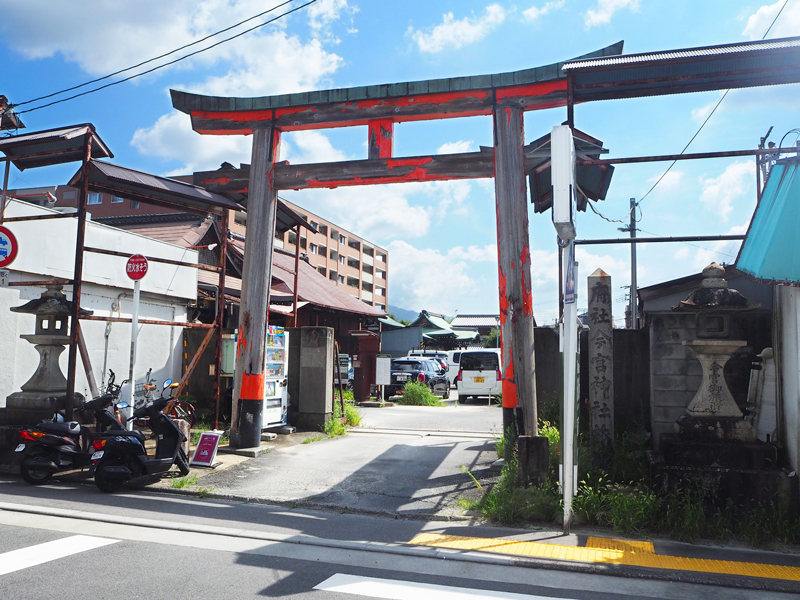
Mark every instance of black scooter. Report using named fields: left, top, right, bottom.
left=89, top=380, right=190, bottom=493
left=13, top=392, right=124, bottom=485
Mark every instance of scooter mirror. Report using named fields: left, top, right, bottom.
left=163, top=379, right=173, bottom=389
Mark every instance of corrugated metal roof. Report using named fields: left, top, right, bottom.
left=563, top=37, right=800, bottom=70
left=69, top=160, right=242, bottom=216
left=736, top=159, right=800, bottom=284
left=0, top=124, right=112, bottom=170
left=564, top=36, right=800, bottom=102
left=451, top=315, right=499, bottom=327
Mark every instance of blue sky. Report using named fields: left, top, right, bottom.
left=1, top=0, right=799, bottom=323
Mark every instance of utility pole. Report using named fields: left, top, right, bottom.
left=619, top=198, right=638, bottom=329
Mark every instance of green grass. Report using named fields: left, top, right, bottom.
left=171, top=474, right=198, bottom=489
left=190, top=415, right=230, bottom=445
left=303, top=434, right=325, bottom=444
left=394, top=381, right=445, bottom=406
left=323, top=397, right=363, bottom=438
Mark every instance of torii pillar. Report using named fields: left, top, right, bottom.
left=231, top=126, right=281, bottom=448
left=494, top=105, right=538, bottom=444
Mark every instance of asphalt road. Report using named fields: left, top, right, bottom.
left=1, top=487, right=796, bottom=600
left=358, top=397, right=502, bottom=434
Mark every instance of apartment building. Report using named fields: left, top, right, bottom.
left=272, top=201, right=389, bottom=311
left=8, top=184, right=389, bottom=310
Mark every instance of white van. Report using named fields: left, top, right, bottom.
left=455, top=349, right=502, bottom=403
left=445, top=350, right=462, bottom=386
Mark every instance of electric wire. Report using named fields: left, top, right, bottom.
left=15, top=0, right=319, bottom=115
left=589, top=0, right=789, bottom=223
left=11, top=0, right=296, bottom=110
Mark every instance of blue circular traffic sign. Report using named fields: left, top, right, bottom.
left=0, top=225, right=18, bottom=268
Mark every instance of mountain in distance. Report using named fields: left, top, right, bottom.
left=386, top=304, right=419, bottom=323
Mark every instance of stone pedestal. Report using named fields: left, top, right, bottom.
left=681, top=339, right=755, bottom=442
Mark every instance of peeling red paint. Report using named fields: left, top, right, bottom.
left=495, top=80, right=566, bottom=101
left=502, top=351, right=518, bottom=409
left=203, top=177, right=231, bottom=185
left=193, top=109, right=272, bottom=122
left=386, top=157, right=433, bottom=168
left=302, top=168, right=459, bottom=189
left=274, top=106, right=310, bottom=118
left=357, top=90, right=488, bottom=110
left=520, top=243, right=534, bottom=317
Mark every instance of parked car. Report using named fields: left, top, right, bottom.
left=445, top=350, right=462, bottom=386
left=455, top=349, right=502, bottom=403
left=385, top=358, right=449, bottom=398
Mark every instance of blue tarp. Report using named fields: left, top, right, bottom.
left=737, top=159, right=800, bottom=283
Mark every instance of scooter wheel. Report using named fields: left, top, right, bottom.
left=20, top=463, right=52, bottom=485
left=176, top=449, right=190, bottom=476
left=95, top=456, right=124, bottom=493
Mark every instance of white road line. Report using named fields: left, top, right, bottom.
left=314, top=573, right=579, bottom=600
left=0, top=535, right=119, bottom=576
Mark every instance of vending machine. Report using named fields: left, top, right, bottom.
left=262, top=325, right=289, bottom=428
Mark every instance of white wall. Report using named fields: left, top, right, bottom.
left=777, top=286, right=800, bottom=473
left=0, top=200, right=197, bottom=405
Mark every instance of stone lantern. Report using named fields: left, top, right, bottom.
left=0, top=284, right=92, bottom=425
left=674, top=263, right=759, bottom=442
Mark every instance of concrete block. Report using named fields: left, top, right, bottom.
left=261, top=432, right=277, bottom=441
left=298, top=327, right=334, bottom=430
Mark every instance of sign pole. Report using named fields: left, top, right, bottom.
left=125, top=254, right=148, bottom=430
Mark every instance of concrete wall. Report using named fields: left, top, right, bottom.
left=777, top=286, right=800, bottom=472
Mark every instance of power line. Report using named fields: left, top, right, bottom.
left=590, top=0, right=789, bottom=222
left=12, top=0, right=296, bottom=110
left=16, top=0, right=319, bottom=115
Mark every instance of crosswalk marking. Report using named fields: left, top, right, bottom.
left=314, top=574, right=578, bottom=600
left=0, top=535, right=119, bottom=576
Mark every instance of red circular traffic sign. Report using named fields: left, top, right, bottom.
left=126, top=254, right=148, bottom=280
left=0, top=225, right=19, bottom=268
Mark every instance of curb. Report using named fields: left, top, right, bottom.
left=1, top=500, right=798, bottom=593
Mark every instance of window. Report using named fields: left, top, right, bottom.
left=339, top=255, right=345, bottom=265
left=309, top=243, right=318, bottom=254
left=338, top=275, right=345, bottom=284
left=347, top=276, right=359, bottom=288
left=362, top=264, right=373, bottom=275
left=377, top=253, right=386, bottom=262
left=329, top=270, right=337, bottom=281
left=348, top=239, right=361, bottom=252
left=317, top=266, right=326, bottom=276
left=376, top=270, right=385, bottom=280
left=235, top=212, right=247, bottom=226
left=339, top=234, right=345, bottom=244
left=362, top=282, right=373, bottom=292
left=110, top=196, right=124, bottom=204
left=130, top=200, right=140, bottom=209
left=300, top=237, right=307, bottom=250
left=87, top=193, right=102, bottom=205
left=310, top=221, right=319, bottom=231
left=318, top=224, right=328, bottom=235
left=363, top=246, right=374, bottom=257
left=331, top=229, right=338, bottom=240
left=347, top=257, right=360, bottom=270
left=288, top=231, right=297, bottom=245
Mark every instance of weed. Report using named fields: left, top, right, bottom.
left=171, top=474, right=198, bottom=489
left=303, top=435, right=325, bottom=444
left=538, top=420, right=561, bottom=479
left=197, top=487, right=214, bottom=498
left=395, top=381, right=445, bottom=406
left=461, top=465, right=482, bottom=489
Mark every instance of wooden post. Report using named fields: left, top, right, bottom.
left=368, top=119, right=394, bottom=159
left=66, top=134, right=92, bottom=420
left=213, top=210, right=229, bottom=430
left=494, top=105, right=538, bottom=441
left=231, top=126, right=280, bottom=448
left=587, top=268, right=614, bottom=468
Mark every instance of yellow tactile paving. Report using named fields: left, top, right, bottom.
left=408, top=533, right=800, bottom=582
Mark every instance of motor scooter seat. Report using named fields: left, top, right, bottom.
left=37, top=421, right=82, bottom=437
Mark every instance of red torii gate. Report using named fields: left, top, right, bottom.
left=172, top=43, right=624, bottom=448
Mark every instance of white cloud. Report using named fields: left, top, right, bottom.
left=386, top=240, right=498, bottom=313
left=437, top=140, right=474, bottom=154
left=691, top=93, right=725, bottom=122
left=0, top=0, right=298, bottom=76
left=584, top=0, right=640, bottom=28
left=307, top=0, right=358, bottom=43
left=646, top=170, right=684, bottom=193
left=743, top=1, right=800, bottom=40
left=282, top=131, right=349, bottom=164
left=523, top=0, right=566, bottom=22
left=698, top=161, right=752, bottom=222
left=408, top=5, right=506, bottom=53
left=131, top=112, right=252, bottom=175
